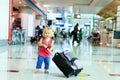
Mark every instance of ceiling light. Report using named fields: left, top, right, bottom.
left=77, top=14, right=80, bottom=18
left=19, top=1, right=22, bottom=4
left=74, top=14, right=81, bottom=19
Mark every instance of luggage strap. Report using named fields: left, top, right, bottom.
left=71, top=57, right=78, bottom=64
left=71, top=58, right=79, bottom=69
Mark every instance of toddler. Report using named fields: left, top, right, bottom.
left=35, top=27, right=54, bottom=73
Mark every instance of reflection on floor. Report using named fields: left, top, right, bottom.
left=0, top=38, right=120, bottom=80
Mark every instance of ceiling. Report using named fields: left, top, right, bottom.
left=13, top=0, right=114, bottom=16
left=13, top=0, right=39, bottom=15
left=97, top=0, right=120, bottom=18
left=13, top=0, right=27, bottom=9
left=38, top=0, right=113, bottom=14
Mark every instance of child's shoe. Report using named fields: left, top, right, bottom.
left=44, top=70, right=49, bottom=74
left=34, top=69, right=39, bottom=73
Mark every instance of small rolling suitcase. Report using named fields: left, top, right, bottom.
left=52, top=50, right=83, bottom=78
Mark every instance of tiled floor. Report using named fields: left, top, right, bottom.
left=0, top=38, right=120, bottom=80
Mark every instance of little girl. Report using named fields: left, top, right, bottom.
left=35, top=27, right=54, bottom=73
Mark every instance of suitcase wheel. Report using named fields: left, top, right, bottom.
left=75, top=74, right=77, bottom=76
left=66, top=75, right=69, bottom=78
left=65, top=74, right=70, bottom=78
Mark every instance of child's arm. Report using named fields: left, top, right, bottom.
left=38, top=38, right=47, bottom=48
left=47, top=40, right=54, bottom=52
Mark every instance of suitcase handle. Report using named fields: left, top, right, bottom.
left=71, top=58, right=79, bottom=69
left=71, top=58, right=78, bottom=64
left=55, top=52, right=59, bottom=56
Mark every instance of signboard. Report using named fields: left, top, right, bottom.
left=114, top=31, right=120, bottom=39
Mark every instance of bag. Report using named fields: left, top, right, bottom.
left=52, top=51, right=83, bottom=78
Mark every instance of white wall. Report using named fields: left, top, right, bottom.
left=19, top=7, right=35, bottom=37
left=27, top=14, right=35, bottom=37
left=0, top=0, right=9, bottom=39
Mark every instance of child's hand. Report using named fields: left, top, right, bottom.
left=47, top=48, right=52, bottom=53
left=43, top=44, right=47, bottom=48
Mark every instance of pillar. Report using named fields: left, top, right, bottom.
left=35, top=15, right=41, bottom=26
left=112, top=6, right=120, bottom=47
left=0, top=0, right=12, bottom=44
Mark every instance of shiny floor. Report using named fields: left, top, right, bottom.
left=0, top=38, right=120, bottom=80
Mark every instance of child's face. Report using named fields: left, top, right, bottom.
left=44, top=31, right=51, bottom=38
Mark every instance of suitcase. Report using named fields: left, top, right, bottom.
left=52, top=50, right=83, bottom=78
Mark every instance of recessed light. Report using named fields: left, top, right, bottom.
left=19, top=1, right=22, bottom=4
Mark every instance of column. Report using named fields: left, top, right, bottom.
left=35, top=15, right=41, bottom=26
left=0, top=0, right=12, bottom=44
left=112, top=6, right=120, bottom=47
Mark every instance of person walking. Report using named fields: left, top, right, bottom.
left=71, top=23, right=79, bottom=45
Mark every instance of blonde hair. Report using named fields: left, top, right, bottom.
left=42, top=27, right=54, bottom=38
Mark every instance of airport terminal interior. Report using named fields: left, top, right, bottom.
left=0, top=0, right=120, bottom=80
